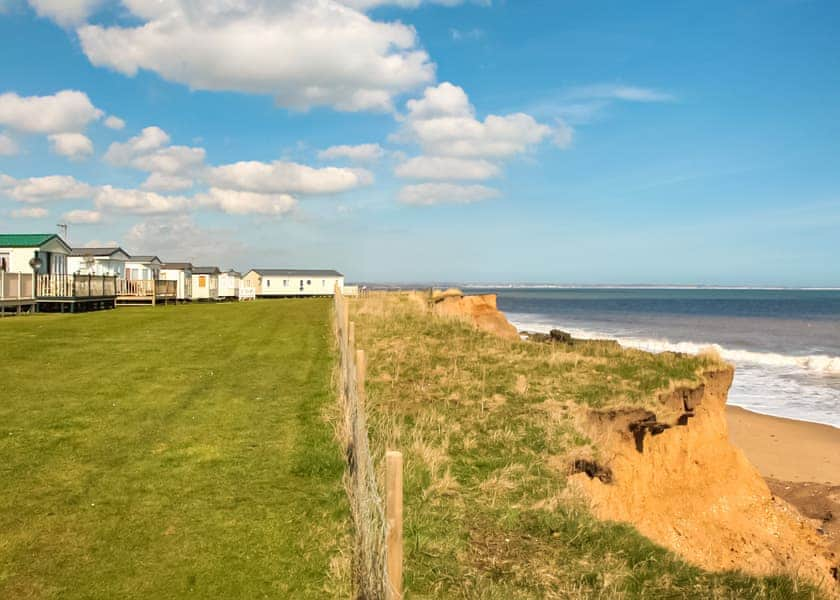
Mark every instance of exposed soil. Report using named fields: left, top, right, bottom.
left=432, top=292, right=520, bottom=341
left=568, top=367, right=840, bottom=595
left=768, top=479, right=840, bottom=560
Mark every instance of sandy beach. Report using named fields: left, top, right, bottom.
left=727, top=406, right=840, bottom=555
left=727, top=406, right=840, bottom=485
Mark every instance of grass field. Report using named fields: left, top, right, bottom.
left=0, top=301, right=348, bottom=599
left=352, top=293, right=820, bottom=599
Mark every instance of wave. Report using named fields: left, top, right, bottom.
left=511, top=318, right=840, bottom=376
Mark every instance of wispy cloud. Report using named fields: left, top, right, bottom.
left=520, top=83, right=676, bottom=126
left=566, top=84, right=675, bottom=103
left=450, top=27, right=485, bottom=42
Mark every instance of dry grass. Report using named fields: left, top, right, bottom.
left=350, top=292, right=821, bottom=599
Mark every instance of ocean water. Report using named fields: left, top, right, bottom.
left=465, top=287, right=840, bottom=428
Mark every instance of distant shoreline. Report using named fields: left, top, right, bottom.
left=357, top=283, right=840, bottom=291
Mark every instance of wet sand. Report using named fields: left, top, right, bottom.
left=727, top=406, right=840, bottom=556
left=727, top=406, right=840, bottom=485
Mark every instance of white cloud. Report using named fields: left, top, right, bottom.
left=0, top=132, right=18, bottom=156
left=82, top=239, right=121, bottom=247
left=207, top=160, right=373, bottom=195
left=94, top=185, right=190, bottom=215
left=395, top=156, right=500, bottom=180
left=318, top=143, right=385, bottom=163
left=104, top=115, right=126, bottom=130
left=62, top=208, right=102, bottom=223
left=0, top=90, right=103, bottom=134
left=553, top=119, right=574, bottom=149
left=124, top=215, right=245, bottom=265
left=104, top=126, right=204, bottom=188
left=197, top=188, right=297, bottom=216
left=0, top=174, right=93, bottom=203
left=10, top=207, right=48, bottom=219
left=567, top=84, right=675, bottom=103
left=141, top=172, right=194, bottom=192
left=340, top=0, right=487, bottom=9
left=131, top=145, right=205, bottom=175
left=103, top=126, right=170, bottom=164
left=77, top=0, right=435, bottom=112
left=398, top=82, right=554, bottom=158
left=405, top=81, right=472, bottom=120
left=27, top=0, right=104, bottom=26
left=398, top=182, right=499, bottom=206
left=48, top=132, right=94, bottom=160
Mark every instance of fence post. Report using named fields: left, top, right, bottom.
left=356, top=348, right=366, bottom=399
left=386, top=450, right=404, bottom=600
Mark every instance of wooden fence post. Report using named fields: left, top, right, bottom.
left=386, top=450, right=403, bottom=600
left=356, top=349, right=366, bottom=399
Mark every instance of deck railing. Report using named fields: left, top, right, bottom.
left=36, top=274, right=117, bottom=298
left=116, top=279, right=177, bottom=298
left=0, top=272, right=36, bottom=301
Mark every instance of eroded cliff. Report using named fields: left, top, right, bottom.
left=569, top=366, right=839, bottom=593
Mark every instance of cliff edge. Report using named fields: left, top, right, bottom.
left=569, top=366, right=839, bottom=593
left=431, top=290, right=520, bottom=341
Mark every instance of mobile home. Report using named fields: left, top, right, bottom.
left=160, top=262, right=193, bottom=301
left=68, top=247, right=129, bottom=277
left=191, top=266, right=220, bottom=301
left=242, top=269, right=344, bottom=297
left=125, top=255, right=162, bottom=281
left=0, top=233, right=71, bottom=275
left=218, top=270, right=241, bottom=300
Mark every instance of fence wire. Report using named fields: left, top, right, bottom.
left=334, top=288, right=389, bottom=600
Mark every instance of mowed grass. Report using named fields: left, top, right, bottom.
left=0, top=300, right=348, bottom=599
left=352, top=293, right=819, bottom=599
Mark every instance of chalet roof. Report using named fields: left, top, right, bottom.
left=129, top=255, right=162, bottom=264
left=248, top=268, right=344, bottom=277
left=161, top=262, right=193, bottom=270
left=0, top=233, right=69, bottom=250
left=193, top=266, right=221, bottom=275
left=70, top=246, right=129, bottom=258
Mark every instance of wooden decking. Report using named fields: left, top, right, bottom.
left=0, top=272, right=36, bottom=316
left=35, top=274, right=118, bottom=313
left=116, top=279, right=177, bottom=306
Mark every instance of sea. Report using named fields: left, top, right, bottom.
left=464, top=287, right=840, bottom=429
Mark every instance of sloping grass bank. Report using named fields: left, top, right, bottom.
left=0, top=301, right=348, bottom=599
left=352, top=292, right=819, bottom=599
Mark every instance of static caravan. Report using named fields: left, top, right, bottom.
left=191, top=267, right=220, bottom=301
left=0, top=234, right=117, bottom=313
left=243, top=269, right=344, bottom=297
left=125, top=255, right=162, bottom=281
left=68, top=247, right=129, bottom=277
left=218, top=270, right=241, bottom=300
left=0, top=233, right=71, bottom=275
left=160, top=262, right=193, bottom=301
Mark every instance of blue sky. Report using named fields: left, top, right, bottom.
left=0, top=0, right=838, bottom=285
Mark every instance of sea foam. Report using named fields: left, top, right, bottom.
left=511, top=318, right=840, bottom=376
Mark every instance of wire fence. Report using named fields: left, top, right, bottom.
left=334, top=286, right=390, bottom=599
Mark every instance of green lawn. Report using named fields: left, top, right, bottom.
left=0, top=301, right=348, bottom=599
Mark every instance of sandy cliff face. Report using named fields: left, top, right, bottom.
left=570, top=367, right=839, bottom=593
left=432, top=293, right=520, bottom=341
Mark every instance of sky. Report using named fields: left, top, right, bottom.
left=0, top=0, right=838, bottom=286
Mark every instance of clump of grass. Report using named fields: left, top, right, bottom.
left=351, top=292, right=820, bottom=599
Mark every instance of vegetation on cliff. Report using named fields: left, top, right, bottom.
left=352, top=292, right=823, bottom=598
